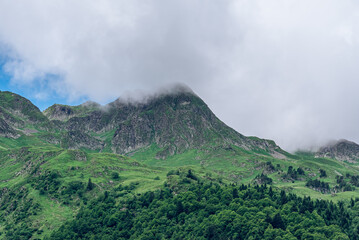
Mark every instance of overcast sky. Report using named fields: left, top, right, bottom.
left=0, top=0, right=359, bottom=151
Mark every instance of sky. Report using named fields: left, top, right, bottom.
left=0, top=0, right=359, bottom=151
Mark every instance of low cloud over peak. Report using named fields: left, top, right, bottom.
left=1, top=0, right=359, bottom=151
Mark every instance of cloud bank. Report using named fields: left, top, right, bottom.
left=1, top=0, right=359, bottom=151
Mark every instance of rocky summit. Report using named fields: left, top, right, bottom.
left=2, top=88, right=359, bottom=239
left=3, top=88, right=359, bottom=163
left=0, top=91, right=52, bottom=137
left=42, top=87, right=284, bottom=158
left=316, top=139, right=359, bottom=162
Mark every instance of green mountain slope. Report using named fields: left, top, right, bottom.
left=0, top=146, right=170, bottom=239
left=2, top=88, right=359, bottom=239
left=43, top=88, right=285, bottom=159
left=49, top=173, right=354, bottom=240
left=0, top=91, right=52, bottom=131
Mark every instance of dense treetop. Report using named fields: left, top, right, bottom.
left=48, top=171, right=358, bottom=240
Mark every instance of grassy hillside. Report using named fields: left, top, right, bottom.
left=2, top=90, right=359, bottom=238
left=2, top=138, right=359, bottom=238
left=49, top=172, right=355, bottom=240
left=0, top=145, right=170, bottom=239
left=130, top=143, right=359, bottom=201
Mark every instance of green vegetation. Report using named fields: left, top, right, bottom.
left=0, top=146, right=169, bottom=239
left=0, top=91, right=48, bottom=123
left=49, top=173, right=355, bottom=239
left=306, top=179, right=330, bottom=193
left=3, top=90, right=359, bottom=239
left=254, top=173, right=273, bottom=185
left=4, top=138, right=359, bottom=238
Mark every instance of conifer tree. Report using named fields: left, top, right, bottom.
left=87, top=178, right=94, bottom=191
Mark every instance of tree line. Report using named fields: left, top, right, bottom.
left=49, top=170, right=359, bottom=240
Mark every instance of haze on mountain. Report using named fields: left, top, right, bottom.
left=1, top=1, right=359, bottom=152
left=2, top=85, right=359, bottom=163
left=3, top=84, right=359, bottom=239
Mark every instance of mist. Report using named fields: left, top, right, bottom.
left=1, top=0, right=359, bottom=151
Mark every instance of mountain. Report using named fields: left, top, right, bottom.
left=3, top=88, right=359, bottom=239
left=43, top=101, right=101, bottom=121
left=316, top=139, right=359, bottom=162
left=0, top=91, right=53, bottom=138
left=43, top=87, right=285, bottom=158
left=0, top=91, right=49, bottom=125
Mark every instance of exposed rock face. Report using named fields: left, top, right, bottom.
left=61, top=131, right=104, bottom=150
left=0, top=118, right=19, bottom=138
left=110, top=92, right=256, bottom=155
left=44, top=88, right=284, bottom=157
left=44, top=101, right=101, bottom=122
left=0, top=91, right=48, bottom=124
left=0, top=105, right=24, bottom=128
left=316, top=139, right=359, bottom=162
left=1, top=89, right=285, bottom=156
left=0, top=91, right=52, bottom=137
left=43, top=104, right=75, bottom=121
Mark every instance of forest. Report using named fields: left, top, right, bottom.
left=46, top=170, right=359, bottom=240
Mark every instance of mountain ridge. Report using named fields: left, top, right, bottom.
left=28, top=88, right=286, bottom=158
left=3, top=89, right=359, bottom=163
left=3, top=88, right=359, bottom=239
left=316, top=139, right=359, bottom=162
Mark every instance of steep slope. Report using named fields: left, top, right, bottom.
left=316, top=139, right=359, bottom=162
left=0, top=91, right=53, bottom=137
left=0, top=146, right=168, bottom=239
left=0, top=118, right=18, bottom=138
left=44, top=88, right=284, bottom=158
left=43, top=101, right=101, bottom=121
left=109, top=91, right=282, bottom=157
left=0, top=91, right=48, bottom=124
left=4, top=90, right=359, bottom=239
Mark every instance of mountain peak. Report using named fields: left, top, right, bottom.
left=41, top=87, right=282, bottom=157
left=158, top=83, right=196, bottom=97
left=44, top=101, right=102, bottom=121
left=316, top=139, right=359, bottom=162
left=110, top=84, right=197, bottom=108
left=1, top=89, right=284, bottom=158
left=0, top=90, right=48, bottom=124
left=43, top=104, right=75, bottom=121
left=80, top=101, right=101, bottom=108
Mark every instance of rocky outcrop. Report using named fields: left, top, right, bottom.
left=42, top=88, right=285, bottom=156
left=2, top=88, right=285, bottom=157
left=0, top=118, right=19, bottom=138
left=110, top=91, right=244, bottom=155
left=0, top=91, right=48, bottom=124
left=0, top=91, right=54, bottom=138
left=43, top=104, right=75, bottom=121
left=110, top=91, right=286, bottom=157
left=44, top=101, right=101, bottom=122
left=61, top=131, right=104, bottom=150
left=316, top=139, right=359, bottom=162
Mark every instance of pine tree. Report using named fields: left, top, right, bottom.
left=272, top=213, right=285, bottom=230
left=232, top=188, right=239, bottom=198
left=87, top=178, right=94, bottom=191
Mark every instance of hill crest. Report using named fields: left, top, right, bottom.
left=3, top=88, right=285, bottom=158
left=316, top=139, right=359, bottom=162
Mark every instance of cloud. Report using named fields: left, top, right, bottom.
left=1, top=0, right=359, bottom=151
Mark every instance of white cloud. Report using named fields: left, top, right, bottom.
left=3, top=60, right=45, bottom=83
left=1, top=0, right=359, bottom=151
